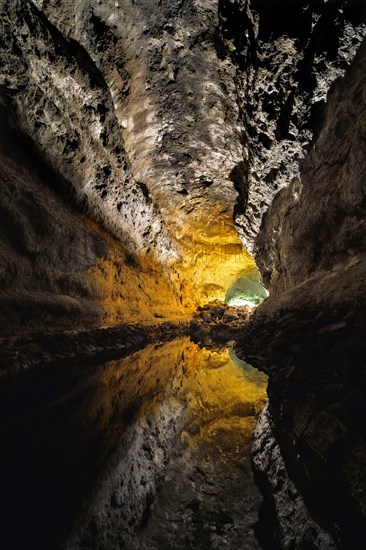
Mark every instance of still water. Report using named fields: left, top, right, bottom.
left=0, top=337, right=267, bottom=549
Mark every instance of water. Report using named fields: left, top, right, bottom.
left=0, top=337, right=267, bottom=549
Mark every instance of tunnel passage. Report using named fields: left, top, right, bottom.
left=225, top=272, right=268, bottom=308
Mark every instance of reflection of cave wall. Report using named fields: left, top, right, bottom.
left=0, top=337, right=267, bottom=549
left=237, top=37, right=366, bottom=548
left=1, top=3, right=366, bottom=546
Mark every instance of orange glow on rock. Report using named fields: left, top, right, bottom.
left=85, top=214, right=259, bottom=325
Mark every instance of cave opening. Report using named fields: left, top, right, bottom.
left=225, top=271, right=268, bottom=308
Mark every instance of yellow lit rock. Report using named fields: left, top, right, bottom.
left=177, top=237, right=258, bottom=307
left=85, top=218, right=192, bottom=325
left=91, top=337, right=268, bottom=438
left=86, top=212, right=260, bottom=325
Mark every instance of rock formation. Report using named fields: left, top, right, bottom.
left=0, top=0, right=258, bottom=321
left=237, top=33, right=366, bottom=550
left=220, top=0, right=366, bottom=247
left=0, top=120, right=189, bottom=334
left=2, top=0, right=365, bottom=332
left=190, top=299, right=252, bottom=345
left=1, top=0, right=366, bottom=549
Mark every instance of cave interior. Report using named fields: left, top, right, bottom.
left=0, top=1, right=366, bottom=549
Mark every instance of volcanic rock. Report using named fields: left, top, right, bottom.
left=238, top=36, right=366, bottom=549
left=190, top=300, right=252, bottom=345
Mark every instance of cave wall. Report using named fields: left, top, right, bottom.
left=0, top=0, right=256, bottom=314
left=1, top=0, right=174, bottom=260
left=2, top=0, right=365, bottom=330
left=1, top=1, right=366, bottom=546
left=237, top=36, right=366, bottom=549
left=0, top=116, right=186, bottom=335
left=219, top=0, right=366, bottom=248
left=256, top=36, right=366, bottom=293
left=3, top=0, right=364, bottom=257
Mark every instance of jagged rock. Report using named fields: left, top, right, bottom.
left=238, top=36, right=366, bottom=549
left=0, top=0, right=254, bottom=308
left=252, top=404, right=336, bottom=549
left=190, top=300, right=252, bottom=345
left=1, top=0, right=365, bottom=319
left=0, top=320, right=189, bottom=375
left=219, top=0, right=366, bottom=249
left=1, top=1, right=366, bottom=549
left=256, top=35, right=366, bottom=294
left=0, top=120, right=187, bottom=334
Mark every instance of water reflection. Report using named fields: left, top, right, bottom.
left=228, top=346, right=258, bottom=372
left=0, top=337, right=267, bottom=549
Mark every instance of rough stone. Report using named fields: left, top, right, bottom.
left=190, top=299, right=252, bottom=345
left=238, top=36, right=366, bottom=549
left=252, top=404, right=336, bottom=549
left=1, top=0, right=365, bottom=312
left=1, top=2, right=366, bottom=548
left=219, top=0, right=366, bottom=249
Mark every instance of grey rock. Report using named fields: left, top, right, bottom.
left=252, top=404, right=336, bottom=549
left=238, top=33, right=366, bottom=550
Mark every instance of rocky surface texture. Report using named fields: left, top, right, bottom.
left=0, top=320, right=189, bottom=375
left=255, top=36, right=366, bottom=294
left=237, top=36, right=366, bottom=549
left=190, top=299, right=252, bottom=345
left=2, top=0, right=365, bottom=313
left=1, top=1, right=366, bottom=549
left=0, top=0, right=254, bottom=308
left=0, top=112, right=187, bottom=335
left=219, top=0, right=366, bottom=248
left=252, top=405, right=336, bottom=549
left=0, top=337, right=267, bottom=549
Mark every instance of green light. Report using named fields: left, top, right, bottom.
left=225, top=271, right=268, bottom=308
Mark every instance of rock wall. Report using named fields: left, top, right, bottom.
left=0, top=0, right=255, bottom=312
left=1, top=0, right=174, bottom=260
left=1, top=0, right=365, bottom=326
left=219, top=0, right=366, bottom=249
left=1, top=1, right=366, bottom=547
left=237, top=36, right=366, bottom=549
left=0, top=115, right=186, bottom=335
left=256, top=35, right=366, bottom=293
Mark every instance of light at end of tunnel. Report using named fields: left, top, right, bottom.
left=227, top=298, right=257, bottom=308
left=225, top=272, right=269, bottom=309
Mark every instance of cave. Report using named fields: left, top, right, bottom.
left=0, top=1, right=366, bottom=549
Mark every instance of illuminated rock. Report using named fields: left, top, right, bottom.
left=2, top=0, right=364, bottom=325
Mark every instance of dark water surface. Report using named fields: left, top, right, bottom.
left=0, top=337, right=267, bottom=549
